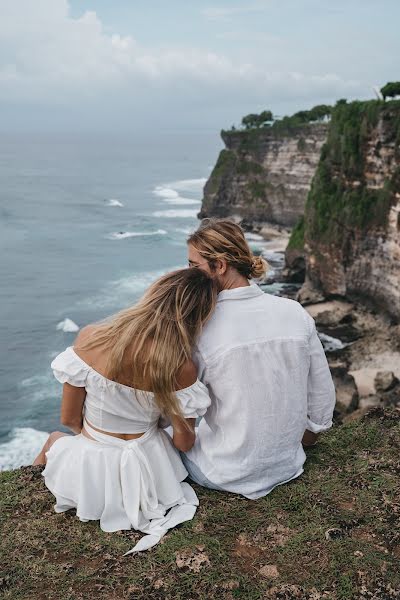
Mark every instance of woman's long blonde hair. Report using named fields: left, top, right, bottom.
left=187, top=218, right=268, bottom=279
left=81, top=268, right=217, bottom=419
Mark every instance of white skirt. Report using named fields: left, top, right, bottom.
left=42, top=420, right=199, bottom=554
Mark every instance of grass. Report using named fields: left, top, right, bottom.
left=1, top=407, right=400, bottom=599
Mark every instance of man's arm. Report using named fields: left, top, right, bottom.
left=303, top=311, right=336, bottom=445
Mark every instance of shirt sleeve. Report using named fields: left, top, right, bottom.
left=192, top=345, right=206, bottom=381
left=304, top=311, right=336, bottom=433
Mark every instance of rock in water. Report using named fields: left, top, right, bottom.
left=56, top=318, right=79, bottom=333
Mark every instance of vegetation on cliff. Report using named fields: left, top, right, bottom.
left=235, top=105, right=331, bottom=133
left=303, top=98, right=400, bottom=243
left=381, top=81, right=400, bottom=100
left=286, top=215, right=305, bottom=251
left=1, top=407, right=400, bottom=599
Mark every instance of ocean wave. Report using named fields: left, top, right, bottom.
left=167, top=178, right=207, bottom=193
left=245, top=233, right=264, bottom=241
left=106, top=199, right=124, bottom=207
left=106, top=230, right=167, bottom=240
left=153, top=185, right=201, bottom=206
left=153, top=186, right=179, bottom=199
left=318, top=332, right=346, bottom=352
left=152, top=209, right=198, bottom=219
left=56, top=318, right=79, bottom=333
left=77, top=265, right=183, bottom=310
left=0, top=427, right=49, bottom=471
left=175, top=226, right=196, bottom=235
left=20, top=374, right=52, bottom=388
left=162, top=198, right=200, bottom=205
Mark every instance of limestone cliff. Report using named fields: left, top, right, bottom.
left=200, top=123, right=328, bottom=229
left=298, top=100, right=400, bottom=321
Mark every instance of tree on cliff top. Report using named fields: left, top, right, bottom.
left=241, top=110, right=273, bottom=129
left=381, top=81, right=400, bottom=100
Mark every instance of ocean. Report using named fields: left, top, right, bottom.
left=0, top=130, right=300, bottom=471
left=0, top=130, right=223, bottom=470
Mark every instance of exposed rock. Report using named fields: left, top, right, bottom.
left=331, top=367, right=359, bottom=413
left=299, top=100, right=400, bottom=321
left=282, top=247, right=306, bottom=283
left=375, top=370, right=400, bottom=393
left=305, top=301, right=354, bottom=328
left=259, top=564, right=279, bottom=579
left=200, top=124, right=328, bottom=229
left=349, top=368, right=381, bottom=397
left=359, top=396, right=383, bottom=410
left=297, top=280, right=326, bottom=305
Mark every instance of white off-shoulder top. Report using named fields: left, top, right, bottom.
left=51, top=346, right=211, bottom=434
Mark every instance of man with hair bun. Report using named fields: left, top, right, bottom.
left=184, top=218, right=335, bottom=499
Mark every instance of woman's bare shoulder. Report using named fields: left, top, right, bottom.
left=73, top=324, right=99, bottom=348
left=176, top=360, right=198, bottom=390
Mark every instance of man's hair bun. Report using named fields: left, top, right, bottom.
left=250, top=255, right=268, bottom=278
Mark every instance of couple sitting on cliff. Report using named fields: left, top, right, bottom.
left=34, top=219, right=336, bottom=554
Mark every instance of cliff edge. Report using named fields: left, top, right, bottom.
left=1, top=407, right=399, bottom=599
left=200, top=123, right=328, bottom=229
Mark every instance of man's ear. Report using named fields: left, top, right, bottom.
left=215, top=258, right=228, bottom=275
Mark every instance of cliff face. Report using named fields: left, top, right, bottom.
left=298, top=100, right=400, bottom=321
left=200, top=124, right=328, bottom=229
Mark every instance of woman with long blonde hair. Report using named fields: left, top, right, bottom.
left=33, top=268, right=218, bottom=553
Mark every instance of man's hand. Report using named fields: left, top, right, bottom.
left=302, top=429, right=319, bottom=447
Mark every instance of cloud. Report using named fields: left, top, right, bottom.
left=202, top=1, right=271, bottom=21
left=0, top=0, right=367, bottom=129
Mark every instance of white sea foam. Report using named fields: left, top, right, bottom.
left=153, top=185, right=201, bottom=206
left=20, top=374, right=52, bottom=388
left=152, top=209, right=198, bottom=219
left=162, top=198, right=200, bottom=205
left=168, top=178, right=207, bottom=193
left=0, top=427, right=49, bottom=471
left=318, top=332, right=346, bottom=352
left=175, top=226, right=196, bottom=235
left=106, top=199, right=124, bottom=207
left=77, top=265, right=183, bottom=310
left=56, top=318, right=79, bottom=333
left=245, top=233, right=264, bottom=241
left=107, top=230, right=167, bottom=240
left=153, top=186, right=179, bottom=199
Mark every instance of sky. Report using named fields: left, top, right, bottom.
left=0, top=0, right=399, bottom=132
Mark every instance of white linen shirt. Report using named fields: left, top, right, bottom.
left=186, top=283, right=336, bottom=499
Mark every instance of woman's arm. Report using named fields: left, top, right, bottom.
left=171, top=415, right=196, bottom=452
left=60, top=382, right=86, bottom=434
left=171, top=360, right=198, bottom=451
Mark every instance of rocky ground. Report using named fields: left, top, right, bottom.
left=304, top=300, right=400, bottom=424
left=250, top=223, right=400, bottom=426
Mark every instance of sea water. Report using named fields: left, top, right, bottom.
left=0, top=130, right=222, bottom=469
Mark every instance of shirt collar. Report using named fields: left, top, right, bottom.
left=217, top=281, right=265, bottom=303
